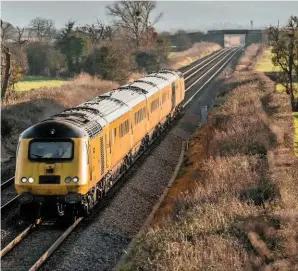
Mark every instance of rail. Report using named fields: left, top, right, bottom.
left=1, top=47, right=241, bottom=270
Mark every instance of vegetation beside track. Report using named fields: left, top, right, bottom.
left=119, top=45, right=298, bottom=271
left=167, top=42, right=221, bottom=69
left=256, top=47, right=298, bottom=156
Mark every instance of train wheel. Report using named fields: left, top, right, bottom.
left=58, top=205, right=78, bottom=226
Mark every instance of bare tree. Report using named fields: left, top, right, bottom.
left=29, top=17, right=55, bottom=41
left=268, top=15, right=298, bottom=111
left=78, top=18, right=112, bottom=46
left=1, top=20, right=15, bottom=42
left=13, top=26, right=31, bottom=48
left=106, top=1, right=163, bottom=49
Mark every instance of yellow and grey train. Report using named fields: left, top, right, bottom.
left=15, top=69, right=185, bottom=221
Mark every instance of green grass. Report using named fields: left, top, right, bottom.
left=168, top=52, right=175, bottom=59
left=14, top=76, right=68, bottom=91
left=255, top=48, right=282, bottom=72
left=276, top=83, right=298, bottom=98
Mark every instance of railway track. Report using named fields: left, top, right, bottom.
left=0, top=47, right=233, bottom=212
left=1, top=47, right=241, bottom=270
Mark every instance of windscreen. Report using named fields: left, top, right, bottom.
left=29, top=141, right=74, bottom=160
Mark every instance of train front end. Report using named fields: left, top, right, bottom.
left=15, top=120, right=89, bottom=221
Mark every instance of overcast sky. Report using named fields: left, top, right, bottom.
left=1, top=1, right=298, bottom=33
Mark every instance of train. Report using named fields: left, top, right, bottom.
left=14, top=69, right=185, bottom=222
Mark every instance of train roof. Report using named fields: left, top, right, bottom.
left=21, top=70, right=181, bottom=139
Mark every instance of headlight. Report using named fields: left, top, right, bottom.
left=21, top=177, right=27, bottom=183
left=73, top=177, right=79, bottom=183
left=28, top=177, right=34, bottom=183
left=65, top=177, right=72, bottom=183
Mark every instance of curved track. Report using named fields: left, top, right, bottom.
left=1, top=47, right=241, bottom=271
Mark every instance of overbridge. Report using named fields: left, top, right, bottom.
left=204, top=29, right=264, bottom=47
left=169, top=29, right=265, bottom=50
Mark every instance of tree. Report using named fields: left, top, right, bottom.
left=175, top=30, right=192, bottom=50
left=268, top=16, right=298, bottom=111
left=13, top=27, right=31, bottom=49
left=8, top=46, right=28, bottom=91
left=78, top=18, right=112, bottom=46
left=1, top=44, right=11, bottom=99
left=135, top=35, right=171, bottom=73
left=78, top=18, right=112, bottom=74
left=57, top=21, right=91, bottom=75
left=106, top=1, right=163, bottom=49
left=29, top=17, right=55, bottom=41
left=1, top=20, right=15, bottom=42
left=83, top=42, right=134, bottom=83
left=25, top=42, right=66, bottom=76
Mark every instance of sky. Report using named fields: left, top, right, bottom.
left=1, top=1, right=298, bottom=33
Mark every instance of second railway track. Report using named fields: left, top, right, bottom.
left=1, top=47, right=241, bottom=271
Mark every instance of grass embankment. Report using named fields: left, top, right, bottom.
left=256, top=47, right=298, bottom=156
left=119, top=46, right=298, bottom=270
left=167, top=42, right=221, bottom=70
left=14, top=76, right=69, bottom=91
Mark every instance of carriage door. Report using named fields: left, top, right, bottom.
left=171, top=82, right=176, bottom=110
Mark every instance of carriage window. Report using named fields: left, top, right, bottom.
left=119, top=120, right=130, bottom=138
left=151, top=98, right=159, bottom=113
left=172, top=82, right=176, bottom=94
left=29, top=140, right=74, bottom=161
left=135, top=107, right=146, bottom=125
left=162, top=93, right=167, bottom=104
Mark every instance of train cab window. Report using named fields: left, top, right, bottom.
left=29, top=140, right=74, bottom=161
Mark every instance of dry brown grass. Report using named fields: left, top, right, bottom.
left=237, top=43, right=265, bottom=71
left=167, top=42, right=221, bottom=70
left=1, top=73, right=119, bottom=159
left=120, top=47, right=298, bottom=271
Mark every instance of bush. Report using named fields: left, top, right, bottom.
left=25, top=42, right=67, bottom=77
left=135, top=37, right=171, bottom=73
left=135, top=51, right=159, bottom=73
left=83, top=43, right=134, bottom=84
left=8, top=46, right=29, bottom=89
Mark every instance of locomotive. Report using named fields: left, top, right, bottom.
left=14, top=69, right=185, bottom=222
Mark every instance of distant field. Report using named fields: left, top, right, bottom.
left=255, top=48, right=282, bottom=72
left=256, top=48, right=298, bottom=156
left=14, top=76, right=68, bottom=91
left=276, top=83, right=298, bottom=98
